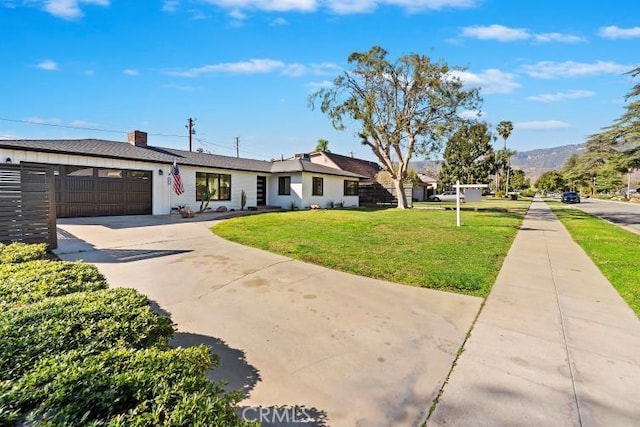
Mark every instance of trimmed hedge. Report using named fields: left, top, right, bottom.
left=0, top=243, right=252, bottom=426
left=0, top=259, right=108, bottom=308
left=0, top=288, right=174, bottom=381
left=0, top=346, right=252, bottom=426
left=0, top=242, right=47, bottom=264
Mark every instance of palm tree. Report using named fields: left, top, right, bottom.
left=315, top=138, right=330, bottom=152
left=497, top=121, right=514, bottom=193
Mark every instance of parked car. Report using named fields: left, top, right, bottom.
left=428, top=191, right=464, bottom=202
left=561, top=191, right=581, bottom=204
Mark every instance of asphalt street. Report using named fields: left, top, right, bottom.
left=569, top=197, right=640, bottom=235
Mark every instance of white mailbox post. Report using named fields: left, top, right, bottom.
left=453, top=180, right=489, bottom=227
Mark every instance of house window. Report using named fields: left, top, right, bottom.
left=196, top=172, right=231, bottom=201
left=344, top=180, right=359, bottom=196
left=278, top=176, right=291, bottom=195
left=97, top=169, right=123, bottom=178
left=312, top=177, right=323, bottom=196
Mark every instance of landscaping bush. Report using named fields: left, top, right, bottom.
left=0, top=288, right=174, bottom=381
left=0, top=346, right=253, bottom=426
left=0, top=260, right=108, bottom=308
left=521, top=188, right=536, bottom=198
left=0, top=242, right=47, bottom=264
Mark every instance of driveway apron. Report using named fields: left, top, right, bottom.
left=55, top=214, right=482, bottom=426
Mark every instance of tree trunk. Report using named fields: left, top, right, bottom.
left=394, top=178, right=409, bottom=209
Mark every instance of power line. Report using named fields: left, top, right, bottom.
left=1, top=116, right=271, bottom=160
left=0, top=117, right=188, bottom=139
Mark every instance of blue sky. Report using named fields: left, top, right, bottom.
left=1, top=0, right=639, bottom=162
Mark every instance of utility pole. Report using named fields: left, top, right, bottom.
left=235, top=136, right=239, bottom=158
left=186, top=118, right=196, bottom=152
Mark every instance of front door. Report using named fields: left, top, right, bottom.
left=256, top=176, right=266, bottom=206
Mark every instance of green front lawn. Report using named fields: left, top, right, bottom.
left=212, top=200, right=530, bottom=297
left=550, top=204, right=640, bottom=318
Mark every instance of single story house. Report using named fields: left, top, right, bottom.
left=412, top=174, right=438, bottom=202
left=0, top=131, right=362, bottom=218
left=308, top=151, right=414, bottom=206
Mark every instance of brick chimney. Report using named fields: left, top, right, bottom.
left=127, top=130, right=147, bottom=147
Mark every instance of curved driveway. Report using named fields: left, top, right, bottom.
left=54, top=214, right=481, bottom=426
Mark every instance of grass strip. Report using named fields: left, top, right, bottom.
left=551, top=204, right=640, bottom=318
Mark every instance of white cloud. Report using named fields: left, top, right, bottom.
left=162, top=0, right=179, bottom=12
left=25, top=116, right=62, bottom=125
left=270, top=16, right=288, bottom=25
left=522, top=60, right=629, bottom=79
left=42, top=0, right=109, bottom=19
left=307, top=80, right=334, bottom=90
left=200, top=0, right=477, bottom=14
left=527, top=90, right=595, bottom=103
left=515, top=120, right=570, bottom=131
left=190, top=9, right=207, bottom=19
left=123, top=69, right=139, bottom=76
left=69, top=120, right=98, bottom=127
left=450, top=69, right=520, bottom=94
left=167, top=59, right=340, bottom=78
left=460, top=24, right=530, bottom=42
left=458, top=109, right=485, bottom=120
left=459, top=25, right=584, bottom=44
left=167, top=59, right=286, bottom=77
left=534, top=32, right=585, bottom=43
left=36, top=59, right=58, bottom=71
left=229, top=8, right=246, bottom=20
left=202, top=0, right=317, bottom=13
left=0, top=131, right=19, bottom=140
left=325, top=0, right=378, bottom=14
left=599, top=25, right=640, bottom=39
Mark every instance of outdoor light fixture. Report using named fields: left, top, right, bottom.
left=158, top=169, right=164, bottom=176
left=5, top=157, right=11, bottom=163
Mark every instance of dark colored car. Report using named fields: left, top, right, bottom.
left=561, top=192, right=581, bottom=204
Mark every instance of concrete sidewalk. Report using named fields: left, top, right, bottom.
left=430, top=199, right=640, bottom=426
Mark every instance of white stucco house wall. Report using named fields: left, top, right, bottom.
left=0, top=131, right=362, bottom=218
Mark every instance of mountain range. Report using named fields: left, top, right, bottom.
left=411, top=143, right=587, bottom=183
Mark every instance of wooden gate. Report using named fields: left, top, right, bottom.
left=0, top=163, right=57, bottom=249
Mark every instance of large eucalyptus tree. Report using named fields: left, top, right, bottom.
left=310, top=46, right=481, bottom=209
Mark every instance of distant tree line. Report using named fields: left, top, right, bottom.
left=536, top=66, right=640, bottom=194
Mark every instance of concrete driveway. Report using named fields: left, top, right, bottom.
left=55, top=214, right=482, bottom=426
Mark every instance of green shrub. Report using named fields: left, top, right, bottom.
left=0, top=288, right=174, bottom=381
left=0, top=346, right=253, bottom=426
left=0, top=243, right=47, bottom=264
left=0, top=260, right=108, bottom=308
left=521, top=188, right=536, bottom=197
left=495, top=191, right=506, bottom=198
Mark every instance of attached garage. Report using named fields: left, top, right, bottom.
left=55, top=165, right=152, bottom=218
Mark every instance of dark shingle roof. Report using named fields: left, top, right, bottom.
left=0, top=139, right=362, bottom=177
left=270, top=159, right=363, bottom=178
left=313, top=152, right=382, bottom=179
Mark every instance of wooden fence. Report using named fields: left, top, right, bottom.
left=359, top=182, right=413, bottom=207
left=0, top=163, right=57, bottom=249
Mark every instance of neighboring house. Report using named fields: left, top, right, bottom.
left=0, top=131, right=362, bottom=218
left=413, top=174, right=438, bottom=202
left=309, top=151, right=413, bottom=206
left=309, top=151, right=382, bottom=183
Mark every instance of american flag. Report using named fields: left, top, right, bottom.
left=171, top=161, right=184, bottom=196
